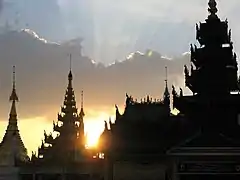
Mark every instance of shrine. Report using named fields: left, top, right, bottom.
left=0, top=66, right=29, bottom=180
left=17, top=62, right=104, bottom=180
left=167, top=0, right=240, bottom=180
left=99, top=68, right=188, bottom=180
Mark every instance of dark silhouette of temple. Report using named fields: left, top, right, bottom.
left=23, top=67, right=104, bottom=180
left=0, top=66, right=29, bottom=180
left=99, top=1, right=240, bottom=180
left=167, top=0, right=240, bottom=179
left=99, top=67, right=188, bottom=180
left=1, top=0, right=240, bottom=180
left=34, top=70, right=86, bottom=163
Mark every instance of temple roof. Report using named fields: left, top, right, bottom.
left=0, top=66, right=29, bottom=166
left=115, top=89, right=170, bottom=123
left=36, top=62, right=87, bottom=164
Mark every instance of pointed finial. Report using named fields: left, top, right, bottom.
left=68, top=54, right=73, bottom=80
left=163, top=66, right=170, bottom=98
left=70, top=53, right=72, bottom=71
left=81, top=90, right=83, bottom=108
left=165, top=66, right=168, bottom=85
left=79, top=90, right=85, bottom=117
left=10, top=66, right=18, bottom=102
left=208, top=0, right=218, bottom=17
left=13, top=66, right=16, bottom=89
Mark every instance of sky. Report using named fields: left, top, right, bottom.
left=0, top=0, right=240, bottom=63
left=0, top=0, right=239, bottom=154
left=0, top=29, right=189, bottom=154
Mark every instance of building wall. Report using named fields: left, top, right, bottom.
left=0, top=167, right=19, bottom=180
left=112, top=161, right=167, bottom=180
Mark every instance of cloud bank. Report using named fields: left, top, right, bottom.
left=0, top=29, right=192, bottom=152
left=0, top=29, right=190, bottom=121
left=0, top=0, right=240, bottom=63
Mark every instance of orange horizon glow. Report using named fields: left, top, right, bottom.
left=0, top=109, right=115, bottom=155
left=84, top=112, right=114, bottom=148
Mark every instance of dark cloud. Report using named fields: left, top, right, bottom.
left=0, top=30, right=189, bottom=121
left=0, top=0, right=239, bottom=63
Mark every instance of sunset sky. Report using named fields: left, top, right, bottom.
left=0, top=0, right=239, bottom=155
left=0, top=48, right=187, bottom=154
left=0, top=109, right=116, bottom=154
left=0, top=0, right=240, bottom=63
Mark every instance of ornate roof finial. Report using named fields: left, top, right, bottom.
left=80, top=90, right=85, bottom=117
left=164, top=66, right=170, bottom=98
left=13, top=66, right=16, bottom=89
left=68, top=54, right=73, bottom=81
left=208, top=0, right=218, bottom=18
left=10, top=66, right=19, bottom=102
left=70, top=53, right=72, bottom=71
left=165, top=66, right=168, bottom=85
left=81, top=90, right=84, bottom=109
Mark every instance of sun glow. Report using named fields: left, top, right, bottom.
left=0, top=108, right=115, bottom=155
left=84, top=111, right=114, bottom=149
left=86, top=133, right=100, bottom=148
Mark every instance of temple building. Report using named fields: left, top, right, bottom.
left=18, top=66, right=104, bottom=180
left=0, top=66, right=29, bottom=180
left=167, top=0, right=240, bottom=180
left=100, top=67, right=187, bottom=180
left=35, top=70, right=86, bottom=163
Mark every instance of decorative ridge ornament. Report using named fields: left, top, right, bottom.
left=208, top=0, right=218, bottom=18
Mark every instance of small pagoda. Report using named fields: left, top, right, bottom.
left=167, top=1, right=240, bottom=180
left=0, top=66, right=29, bottom=165
left=0, top=66, right=29, bottom=180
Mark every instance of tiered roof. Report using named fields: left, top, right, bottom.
left=35, top=67, right=86, bottom=164
left=0, top=66, right=29, bottom=166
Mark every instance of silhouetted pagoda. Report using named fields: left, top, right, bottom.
left=167, top=1, right=240, bottom=179
left=35, top=70, right=86, bottom=163
left=19, top=65, right=104, bottom=180
left=0, top=66, right=29, bottom=180
left=0, top=66, right=29, bottom=164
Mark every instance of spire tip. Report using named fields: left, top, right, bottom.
left=68, top=54, right=73, bottom=80
left=81, top=90, right=84, bottom=108
left=10, top=66, right=18, bottom=102
left=165, top=66, right=168, bottom=84
left=208, top=0, right=218, bottom=17
left=69, top=54, right=72, bottom=71
left=13, top=66, right=16, bottom=88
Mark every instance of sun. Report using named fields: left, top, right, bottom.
left=83, top=111, right=115, bottom=149
left=86, top=133, right=100, bottom=148
left=84, top=120, right=104, bottom=149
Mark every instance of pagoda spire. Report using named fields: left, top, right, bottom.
left=80, top=90, right=85, bottom=117
left=163, top=66, right=170, bottom=112
left=0, top=66, right=29, bottom=165
left=208, top=0, right=218, bottom=19
left=68, top=54, right=73, bottom=89
left=9, top=66, right=19, bottom=129
left=163, top=66, right=170, bottom=100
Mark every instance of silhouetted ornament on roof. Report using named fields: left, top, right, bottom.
left=208, top=0, right=218, bottom=19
